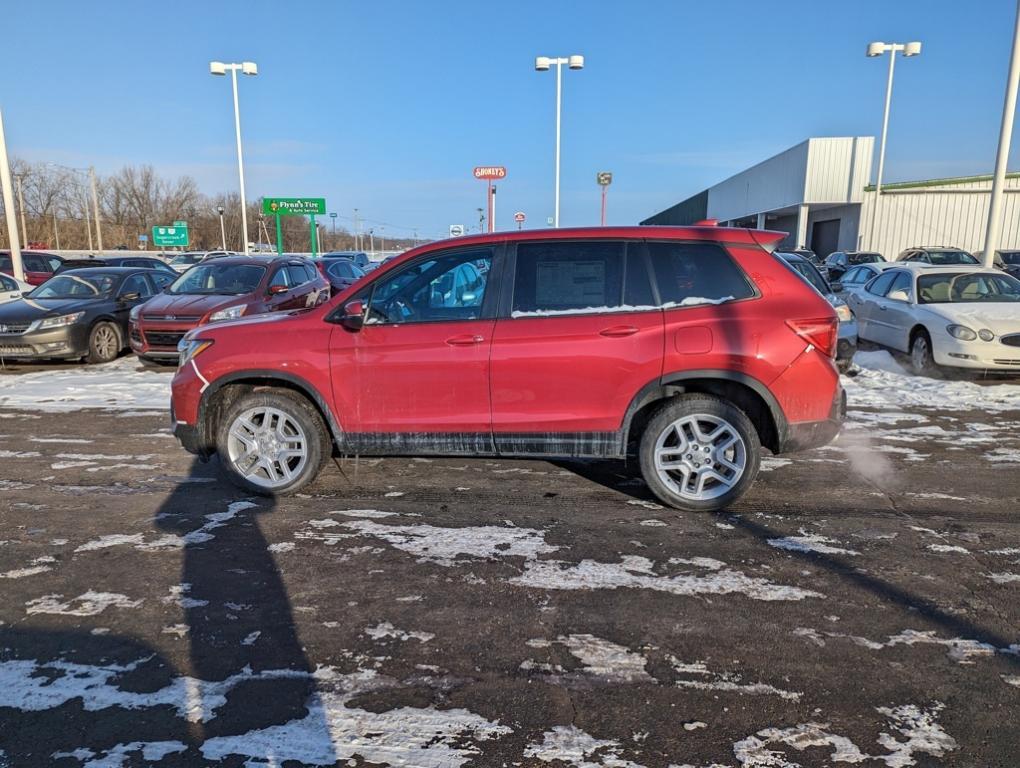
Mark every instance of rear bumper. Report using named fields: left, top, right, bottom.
left=780, top=385, right=846, bottom=453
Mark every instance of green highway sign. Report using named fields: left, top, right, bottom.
left=152, top=224, right=189, bottom=247
left=262, top=197, right=326, bottom=216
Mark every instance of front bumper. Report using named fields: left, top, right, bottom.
left=931, top=332, right=1020, bottom=371
left=0, top=324, right=90, bottom=359
left=781, top=386, right=846, bottom=453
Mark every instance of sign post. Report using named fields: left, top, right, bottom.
left=513, top=211, right=526, bottom=230
left=597, top=171, right=613, bottom=226
left=262, top=198, right=326, bottom=257
left=473, top=167, right=506, bottom=233
left=449, top=224, right=465, bottom=237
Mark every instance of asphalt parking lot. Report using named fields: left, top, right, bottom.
left=0, top=360, right=1018, bottom=767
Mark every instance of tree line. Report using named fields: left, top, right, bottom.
left=0, top=160, right=421, bottom=253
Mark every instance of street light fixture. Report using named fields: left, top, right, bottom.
left=865, top=41, right=921, bottom=249
left=216, top=205, right=226, bottom=250
left=534, top=53, right=584, bottom=227
left=210, top=60, right=258, bottom=255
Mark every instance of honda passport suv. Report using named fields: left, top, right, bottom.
left=171, top=227, right=844, bottom=512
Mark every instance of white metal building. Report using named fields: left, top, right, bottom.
left=641, top=136, right=1020, bottom=259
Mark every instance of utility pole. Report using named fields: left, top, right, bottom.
left=983, top=0, right=1020, bottom=268
left=0, top=108, right=25, bottom=281
left=369, top=228, right=375, bottom=254
left=353, top=208, right=360, bottom=250
left=52, top=212, right=60, bottom=250
left=16, top=174, right=27, bottom=246
left=89, top=166, right=103, bottom=252
left=83, top=196, right=94, bottom=252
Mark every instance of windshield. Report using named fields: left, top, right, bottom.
left=1000, top=252, right=1020, bottom=265
left=783, top=258, right=830, bottom=294
left=918, top=272, right=1020, bottom=303
left=170, top=255, right=201, bottom=265
left=850, top=252, right=885, bottom=265
left=29, top=272, right=118, bottom=299
left=169, top=263, right=266, bottom=295
left=926, top=250, right=979, bottom=265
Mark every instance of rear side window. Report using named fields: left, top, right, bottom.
left=868, top=271, right=897, bottom=296
left=286, top=265, right=310, bottom=286
left=648, top=242, right=754, bottom=307
left=512, top=241, right=623, bottom=315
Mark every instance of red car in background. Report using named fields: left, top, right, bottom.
left=129, top=255, right=329, bottom=363
left=0, top=251, right=64, bottom=286
left=170, top=226, right=844, bottom=512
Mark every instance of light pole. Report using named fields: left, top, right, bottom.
left=535, top=54, right=584, bottom=228
left=865, top=40, right=921, bottom=250
left=216, top=205, right=226, bottom=250
left=210, top=60, right=258, bottom=255
left=0, top=108, right=24, bottom=281
left=983, top=0, right=1020, bottom=268
left=353, top=208, right=360, bottom=250
left=477, top=207, right=485, bottom=233
left=88, top=166, right=103, bottom=252
left=15, top=173, right=27, bottom=245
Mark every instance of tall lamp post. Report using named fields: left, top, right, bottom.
left=0, top=108, right=24, bottom=281
left=210, top=60, right=258, bottom=255
left=983, top=0, right=1020, bottom=268
left=216, top=205, right=226, bottom=250
left=865, top=41, right=922, bottom=250
left=535, top=54, right=584, bottom=228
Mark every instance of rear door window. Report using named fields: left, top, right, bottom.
left=286, top=265, right=310, bottom=287
left=867, top=271, right=897, bottom=296
left=512, top=241, right=623, bottom=316
left=648, top=242, right=754, bottom=307
left=887, top=270, right=913, bottom=298
left=623, top=244, right=655, bottom=307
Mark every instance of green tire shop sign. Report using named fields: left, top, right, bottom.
left=262, top=198, right=327, bottom=256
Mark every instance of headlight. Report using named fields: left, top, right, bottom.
left=129, top=305, right=142, bottom=322
left=208, top=305, right=245, bottom=323
left=978, top=329, right=995, bottom=342
left=834, top=304, right=853, bottom=323
left=947, top=324, right=977, bottom=341
left=33, top=312, right=85, bottom=330
left=177, top=338, right=213, bottom=366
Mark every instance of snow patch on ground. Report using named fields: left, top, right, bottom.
left=667, top=655, right=801, bottom=701
left=364, top=621, right=435, bottom=643
left=524, top=725, right=645, bottom=767
left=0, top=358, right=171, bottom=412
left=793, top=627, right=1004, bottom=664
left=768, top=530, right=860, bottom=556
left=25, top=591, right=142, bottom=617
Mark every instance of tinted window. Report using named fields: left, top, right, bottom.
left=623, top=246, right=655, bottom=307
left=849, top=252, right=884, bottom=265
left=925, top=250, right=979, bottom=265
left=286, top=265, right=310, bottom=286
left=783, top=257, right=830, bottom=295
left=650, top=242, right=754, bottom=307
left=328, top=261, right=356, bottom=279
left=513, top=241, right=623, bottom=315
left=23, top=255, right=45, bottom=272
left=120, top=274, right=153, bottom=298
left=269, top=267, right=290, bottom=291
left=842, top=267, right=864, bottom=284
left=368, top=249, right=491, bottom=324
left=151, top=272, right=175, bottom=290
left=0, top=275, right=15, bottom=291
left=31, top=273, right=118, bottom=299
left=1001, top=252, right=1020, bottom=265
left=867, top=271, right=897, bottom=296
left=170, top=264, right=266, bottom=295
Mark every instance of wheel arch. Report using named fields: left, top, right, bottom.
left=198, top=370, right=343, bottom=455
left=621, top=370, right=785, bottom=454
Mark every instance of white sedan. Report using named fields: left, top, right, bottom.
left=847, top=263, right=1020, bottom=375
left=0, top=272, right=31, bottom=305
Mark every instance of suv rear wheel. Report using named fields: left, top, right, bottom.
left=638, top=394, right=761, bottom=512
left=215, top=389, right=330, bottom=495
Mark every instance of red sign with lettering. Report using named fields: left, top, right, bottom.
left=473, top=166, right=506, bottom=180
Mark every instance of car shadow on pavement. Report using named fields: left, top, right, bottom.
left=551, top=458, right=661, bottom=503
left=0, top=459, right=337, bottom=764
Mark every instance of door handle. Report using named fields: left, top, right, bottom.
left=878, top=305, right=888, bottom=311
left=446, top=334, right=485, bottom=346
left=599, top=325, right=639, bottom=337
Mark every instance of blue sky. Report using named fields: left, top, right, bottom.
left=3, top=0, right=1019, bottom=239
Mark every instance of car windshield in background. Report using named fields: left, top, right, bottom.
left=29, top=272, right=118, bottom=299
left=999, top=251, right=1020, bottom=265
left=926, top=250, right=979, bottom=265
left=917, top=272, right=1020, bottom=303
left=850, top=253, right=885, bottom=264
left=785, top=259, right=830, bottom=294
left=169, top=264, right=266, bottom=295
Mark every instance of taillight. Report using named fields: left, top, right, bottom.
left=786, top=318, right=838, bottom=358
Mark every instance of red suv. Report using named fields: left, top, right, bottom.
left=171, top=227, right=844, bottom=512
left=130, top=255, right=329, bottom=363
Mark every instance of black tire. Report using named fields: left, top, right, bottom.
left=84, top=321, right=121, bottom=364
left=214, top=388, right=331, bottom=496
left=909, top=330, right=941, bottom=378
left=836, top=358, right=852, bottom=374
left=638, top=394, right=761, bottom=512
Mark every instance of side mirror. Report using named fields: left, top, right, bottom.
left=829, top=282, right=844, bottom=293
left=268, top=284, right=289, bottom=295
left=119, top=292, right=141, bottom=303
left=340, top=299, right=365, bottom=331
left=887, top=289, right=909, bottom=302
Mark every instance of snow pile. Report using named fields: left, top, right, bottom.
left=846, top=351, right=1020, bottom=412
left=767, top=530, right=860, bottom=556
left=524, top=725, right=645, bottom=768
left=0, top=358, right=171, bottom=412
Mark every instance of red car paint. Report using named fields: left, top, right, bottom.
left=0, top=251, right=64, bottom=286
left=172, top=226, right=842, bottom=458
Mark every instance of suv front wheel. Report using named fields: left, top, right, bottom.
left=215, top=389, right=330, bottom=495
left=638, top=394, right=761, bottom=512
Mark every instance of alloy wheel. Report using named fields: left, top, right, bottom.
left=653, top=413, right=747, bottom=501
left=93, top=324, right=118, bottom=361
left=225, top=406, right=308, bottom=489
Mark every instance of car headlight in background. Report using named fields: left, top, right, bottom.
left=177, top=338, right=213, bottom=367
left=978, top=329, right=995, bottom=342
left=208, top=305, right=246, bottom=323
left=834, top=304, right=853, bottom=323
left=947, top=324, right=978, bottom=341
left=32, top=312, right=85, bottom=331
